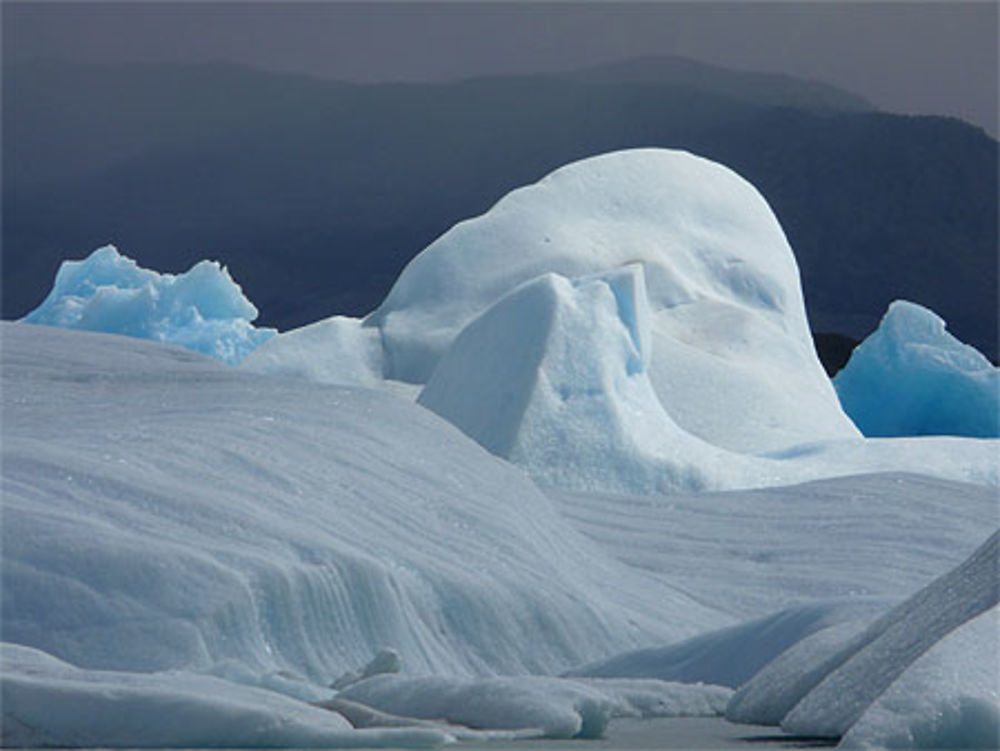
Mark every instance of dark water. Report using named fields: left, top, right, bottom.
left=447, top=716, right=837, bottom=750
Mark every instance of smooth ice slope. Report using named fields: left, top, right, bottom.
left=565, top=602, right=885, bottom=690
left=781, top=528, right=1000, bottom=738
left=20, top=245, right=275, bottom=364
left=372, top=148, right=858, bottom=453
left=834, top=300, right=1000, bottom=437
left=1, top=643, right=445, bottom=749
left=1, top=321, right=722, bottom=681
left=839, top=605, right=1000, bottom=750
left=548, top=474, right=998, bottom=618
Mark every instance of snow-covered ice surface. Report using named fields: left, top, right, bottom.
left=4, top=323, right=997, bottom=747
left=336, top=674, right=731, bottom=740
left=0, top=643, right=445, bottom=749
left=564, top=601, right=886, bottom=690
left=6, top=148, right=1000, bottom=747
left=838, top=605, right=1000, bottom=750
left=834, top=300, right=1000, bottom=438
left=549, top=474, right=997, bottom=617
left=780, top=528, right=1000, bottom=739
left=2, top=322, right=714, bottom=682
left=20, top=245, right=275, bottom=364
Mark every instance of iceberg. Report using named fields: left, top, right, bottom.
left=372, top=148, right=858, bottom=454
left=418, top=264, right=999, bottom=494
left=834, top=300, right=1000, bottom=437
left=240, top=148, right=1000, bottom=494
left=3, top=323, right=998, bottom=746
left=20, top=245, right=275, bottom=364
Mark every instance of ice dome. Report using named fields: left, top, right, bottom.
left=20, top=245, right=275, bottom=364
left=371, top=148, right=858, bottom=453
left=834, top=300, right=1000, bottom=438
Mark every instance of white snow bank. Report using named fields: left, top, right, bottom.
left=1, top=321, right=722, bottom=685
left=781, top=528, right=1000, bottom=738
left=20, top=245, right=275, bottom=364
left=0, top=643, right=445, bottom=749
left=834, top=300, right=1000, bottom=437
left=838, top=605, right=1000, bottom=750
left=373, top=148, right=857, bottom=453
left=336, top=674, right=730, bottom=739
left=566, top=601, right=884, bottom=689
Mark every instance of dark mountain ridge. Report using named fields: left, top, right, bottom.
left=4, top=58, right=996, bottom=361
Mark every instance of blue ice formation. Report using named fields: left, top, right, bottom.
left=834, top=300, right=999, bottom=438
left=20, top=245, right=275, bottom=364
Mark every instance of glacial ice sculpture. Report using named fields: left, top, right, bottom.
left=834, top=300, right=1000, bottom=437
left=21, top=245, right=275, bottom=364
left=373, top=148, right=859, bottom=454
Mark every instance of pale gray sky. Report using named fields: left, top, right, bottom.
left=4, top=2, right=998, bottom=136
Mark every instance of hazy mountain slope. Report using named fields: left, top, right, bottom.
left=4, top=60, right=995, bottom=359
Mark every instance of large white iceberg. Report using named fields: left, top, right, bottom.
left=372, top=148, right=858, bottom=454
left=247, top=148, right=857, bottom=454
left=834, top=300, right=1000, bottom=438
left=244, top=148, right=997, bottom=495
left=21, top=245, right=275, bottom=364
